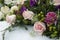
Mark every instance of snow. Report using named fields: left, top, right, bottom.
left=5, top=27, right=54, bottom=40
left=0, top=21, right=11, bottom=31
left=0, top=21, right=58, bottom=40
left=0, top=21, right=11, bottom=40
left=0, top=32, right=4, bottom=40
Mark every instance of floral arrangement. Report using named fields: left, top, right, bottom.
left=0, top=0, right=60, bottom=39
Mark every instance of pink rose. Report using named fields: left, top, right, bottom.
left=53, top=0, right=60, bottom=5
left=6, top=15, right=16, bottom=25
left=34, top=21, right=46, bottom=35
left=22, top=10, right=34, bottom=20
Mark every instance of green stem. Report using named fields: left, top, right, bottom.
left=2, top=32, right=5, bottom=40
left=58, top=9, right=60, bottom=38
left=58, top=9, right=60, bottom=31
left=24, top=25, right=28, bottom=30
left=58, top=9, right=59, bottom=18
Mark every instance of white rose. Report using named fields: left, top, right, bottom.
left=4, top=0, right=12, bottom=4
left=22, top=10, right=34, bottom=20
left=17, top=0, right=26, bottom=5
left=6, top=15, right=16, bottom=25
left=0, top=12, right=4, bottom=20
left=53, top=0, right=60, bottom=5
left=1, top=6, right=10, bottom=15
left=4, top=0, right=26, bottom=5
left=10, top=6, right=18, bottom=13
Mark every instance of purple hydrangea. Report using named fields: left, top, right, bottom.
left=30, top=0, right=37, bottom=7
left=45, top=12, right=57, bottom=25
left=20, top=6, right=27, bottom=14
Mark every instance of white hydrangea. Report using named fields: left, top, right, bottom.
left=22, top=10, right=35, bottom=20
left=0, top=12, right=4, bottom=20
left=10, top=6, right=19, bottom=13
left=1, top=6, right=10, bottom=15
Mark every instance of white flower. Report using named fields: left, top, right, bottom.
left=6, top=15, right=16, bottom=25
left=1, top=6, right=10, bottom=15
left=0, top=12, right=4, bottom=20
left=22, top=10, right=34, bottom=20
left=4, top=0, right=26, bottom=5
left=34, top=21, right=46, bottom=35
left=16, top=0, right=26, bottom=5
left=53, top=0, right=60, bottom=5
left=4, top=0, right=12, bottom=4
left=10, top=6, right=18, bottom=13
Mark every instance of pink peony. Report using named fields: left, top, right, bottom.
left=45, top=12, right=57, bottom=25
left=34, top=21, right=46, bottom=35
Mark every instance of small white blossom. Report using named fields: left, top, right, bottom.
left=10, top=6, right=18, bottom=13
left=16, top=0, right=26, bottom=5
left=22, top=10, right=34, bottom=20
left=1, top=6, right=10, bottom=15
left=4, top=0, right=26, bottom=5
left=4, top=0, right=12, bottom=4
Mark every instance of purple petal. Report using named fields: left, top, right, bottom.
left=30, top=0, right=37, bottom=7
left=20, top=6, right=27, bottom=14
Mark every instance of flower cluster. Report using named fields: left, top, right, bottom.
left=0, top=5, right=18, bottom=25
left=0, top=0, right=59, bottom=38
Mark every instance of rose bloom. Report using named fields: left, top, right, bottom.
left=34, top=21, right=46, bottom=35
left=6, top=15, right=16, bottom=25
left=22, top=10, right=34, bottom=20
left=53, top=0, right=60, bottom=6
left=16, top=0, right=26, bottom=5
left=1, top=6, right=10, bottom=15
left=4, top=0, right=26, bottom=5
left=10, top=6, right=19, bottom=13
left=4, top=0, right=12, bottom=4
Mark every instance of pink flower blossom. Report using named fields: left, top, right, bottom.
left=6, top=15, right=16, bottom=25
left=53, top=0, right=60, bottom=6
left=22, top=10, right=34, bottom=20
left=34, top=21, right=46, bottom=35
